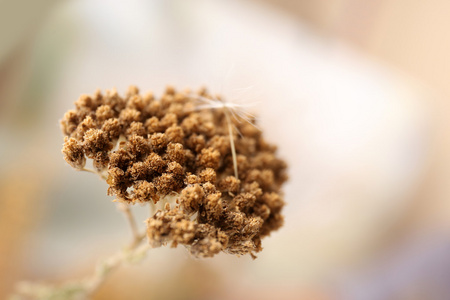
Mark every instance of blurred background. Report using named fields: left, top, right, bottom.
left=1, top=0, right=450, bottom=299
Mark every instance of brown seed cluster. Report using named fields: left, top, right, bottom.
left=61, top=86, right=287, bottom=258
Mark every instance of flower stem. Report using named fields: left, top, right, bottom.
left=11, top=170, right=149, bottom=300
left=119, top=204, right=142, bottom=248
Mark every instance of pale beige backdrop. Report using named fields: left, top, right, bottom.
left=1, top=1, right=450, bottom=299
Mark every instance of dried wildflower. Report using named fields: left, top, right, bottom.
left=62, top=137, right=86, bottom=170
left=61, top=86, right=287, bottom=258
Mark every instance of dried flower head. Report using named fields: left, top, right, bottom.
left=61, top=86, right=287, bottom=258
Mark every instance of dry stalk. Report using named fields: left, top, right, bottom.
left=10, top=169, right=149, bottom=300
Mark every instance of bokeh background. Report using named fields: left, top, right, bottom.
left=1, top=0, right=450, bottom=299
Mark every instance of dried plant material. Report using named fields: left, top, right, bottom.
left=62, top=137, right=86, bottom=170
left=61, top=85, right=288, bottom=258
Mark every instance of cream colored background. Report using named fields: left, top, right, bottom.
left=1, top=1, right=450, bottom=299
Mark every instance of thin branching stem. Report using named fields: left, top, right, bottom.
left=81, top=167, right=108, bottom=180
left=84, top=236, right=148, bottom=297
left=49, top=168, right=149, bottom=298
left=119, top=204, right=142, bottom=247
left=11, top=213, right=149, bottom=300
left=81, top=167, right=97, bottom=174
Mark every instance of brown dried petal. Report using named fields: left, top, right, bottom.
left=146, top=208, right=196, bottom=248
left=101, top=118, right=122, bottom=141
left=179, top=184, right=204, bottom=213
left=83, top=129, right=113, bottom=158
left=144, top=152, right=166, bottom=174
left=134, top=180, right=159, bottom=203
left=197, top=147, right=220, bottom=169
left=145, top=117, right=161, bottom=134
left=126, top=121, right=146, bottom=137
left=62, top=137, right=86, bottom=170
left=165, top=143, right=186, bottom=164
left=95, top=105, right=115, bottom=122
left=61, top=110, right=79, bottom=136
left=150, top=133, right=168, bottom=152
left=165, top=125, right=184, bottom=143
left=198, top=168, right=216, bottom=183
